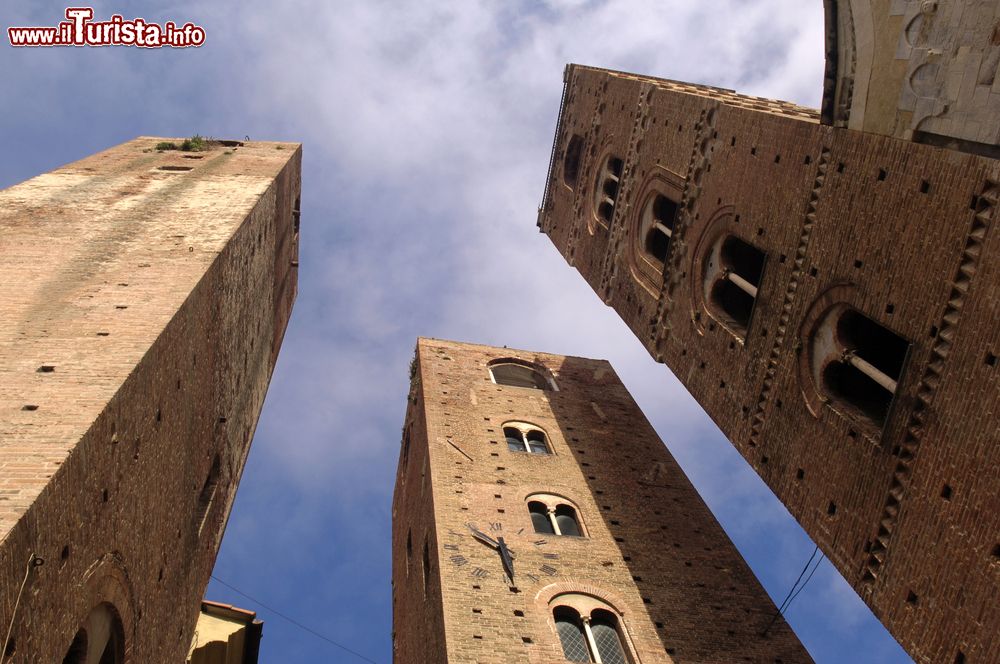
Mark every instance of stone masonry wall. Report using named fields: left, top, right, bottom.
left=0, top=137, right=300, bottom=662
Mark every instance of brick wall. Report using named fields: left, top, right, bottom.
left=0, top=137, right=300, bottom=662
left=539, top=64, right=1000, bottom=663
left=392, top=338, right=809, bottom=663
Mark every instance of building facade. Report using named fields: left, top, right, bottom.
left=538, top=61, right=1000, bottom=663
left=0, top=137, right=300, bottom=662
left=392, top=338, right=809, bottom=663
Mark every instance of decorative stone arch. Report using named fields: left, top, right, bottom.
left=533, top=583, right=642, bottom=664
left=59, top=551, right=139, bottom=663
left=821, top=0, right=876, bottom=128
left=589, top=144, right=626, bottom=235
left=628, top=169, right=685, bottom=296
left=797, top=284, right=911, bottom=436
left=689, top=206, right=766, bottom=341
left=487, top=358, right=558, bottom=391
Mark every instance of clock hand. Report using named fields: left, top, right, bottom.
left=467, top=525, right=500, bottom=549
left=498, top=536, right=515, bottom=583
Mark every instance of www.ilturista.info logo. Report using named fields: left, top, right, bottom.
left=8, top=8, right=205, bottom=48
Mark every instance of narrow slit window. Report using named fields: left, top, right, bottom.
left=564, top=135, right=584, bottom=188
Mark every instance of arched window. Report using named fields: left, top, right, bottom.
left=703, top=234, right=766, bottom=338
left=642, top=193, right=678, bottom=265
left=551, top=597, right=633, bottom=664
left=527, top=495, right=585, bottom=537
left=62, top=604, right=124, bottom=664
left=594, top=154, right=625, bottom=227
left=811, top=305, right=910, bottom=428
left=529, top=501, right=555, bottom=535
left=503, top=423, right=551, bottom=455
left=489, top=360, right=556, bottom=390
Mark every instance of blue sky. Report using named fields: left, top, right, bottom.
left=1, top=2, right=913, bottom=662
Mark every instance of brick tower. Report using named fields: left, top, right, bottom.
left=0, top=137, right=300, bottom=662
left=538, top=63, right=1000, bottom=663
left=392, top=338, right=809, bottom=663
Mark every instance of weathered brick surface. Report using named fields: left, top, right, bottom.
left=0, top=137, right=300, bottom=662
left=392, top=338, right=809, bottom=663
left=539, top=64, right=1000, bottom=663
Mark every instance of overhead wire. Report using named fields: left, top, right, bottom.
left=209, top=575, right=379, bottom=664
left=760, top=544, right=823, bottom=636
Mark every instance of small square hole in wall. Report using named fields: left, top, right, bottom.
left=809, top=266, right=818, bottom=277
left=930, top=325, right=939, bottom=338
left=878, top=168, right=887, bottom=181
left=804, top=155, right=812, bottom=164
left=514, top=610, right=524, bottom=617
left=472, top=608, right=482, bottom=614
left=837, top=162, right=845, bottom=173
left=779, top=254, right=786, bottom=263
left=827, top=501, right=837, bottom=516
left=37, top=365, right=55, bottom=373
left=941, top=484, right=953, bottom=500
left=731, top=137, right=737, bottom=146
left=21, top=405, right=38, bottom=411
left=757, top=227, right=764, bottom=236
left=854, top=259, right=863, bottom=268
left=955, top=651, right=965, bottom=664
left=774, top=154, right=781, bottom=163
left=521, top=637, right=533, bottom=644
left=991, top=544, right=1000, bottom=560
left=886, top=303, right=895, bottom=314
left=761, top=456, right=769, bottom=464
left=796, top=468, right=805, bottom=480
left=985, top=352, right=997, bottom=367
left=906, top=590, right=918, bottom=605
left=920, top=180, right=931, bottom=194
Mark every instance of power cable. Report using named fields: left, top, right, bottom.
left=209, top=575, right=379, bottom=664
left=2, top=553, right=43, bottom=659
left=760, top=544, right=821, bottom=636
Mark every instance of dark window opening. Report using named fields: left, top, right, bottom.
left=505, top=427, right=526, bottom=452
left=526, top=430, right=549, bottom=454
left=645, top=194, right=678, bottom=264
left=529, top=502, right=554, bottom=534
left=422, top=540, right=431, bottom=598
left=555, top=505, right=582, bottom=537
left=711, top=279, right=755, bottom=333
left=706, top=235, right=765, bottom=336
left=595, top=155, right=624, bottom=226
left=564, top=135, right=584, bottom=188
left=62, top=631, right=87, bottom=664
left=821, top=309, right=909, bottom=427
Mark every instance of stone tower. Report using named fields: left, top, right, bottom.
left=0, top=137, right=300, bottom=662
left=538, top=62, right=1000, bottom=663
left=392, top=338, right=810, bottom=663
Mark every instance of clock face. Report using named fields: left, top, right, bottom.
left=444, top=520, right=562, bottom=587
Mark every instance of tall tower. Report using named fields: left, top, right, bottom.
left=538, top=62, right=1000, bottom=663
left=0, top=137, right=300, bottom=662
left=392, top=338, right=809, bottom=663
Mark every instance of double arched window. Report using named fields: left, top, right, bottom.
left=528, top=495, right=583, bottom=537
left=503, top=422, right=551, bottom=455
left=552, top=596, right=631, bottom=664
left=703, top=234, right=766, bottom=338
left=488, top=359, right=557, bottom=391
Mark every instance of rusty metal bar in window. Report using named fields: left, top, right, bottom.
left=653, top=221, right=673, bottom=238
left=602, top=196, right=616, bottom=206
left=845, top=352, right=898, bottom=393
left=725, top=270, right=758, bottom=298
